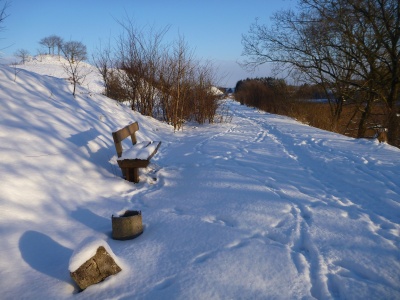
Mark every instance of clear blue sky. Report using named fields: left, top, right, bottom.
left=1, top=0, right=296, bottom=86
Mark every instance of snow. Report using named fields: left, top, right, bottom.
left=211, top=86, right=224, bottom=96
left=118, top=141, right=161, bottom=160
left=0, top=56, right=400, bottom=299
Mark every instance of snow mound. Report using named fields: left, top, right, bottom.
left=17, top=54, right=105, bottom=94
left=69, top=237, right=123, bottom=272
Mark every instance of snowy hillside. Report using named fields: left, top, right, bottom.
left=0, top=58, right=399, bottom=299
left=16, top=54, right=105, bottom=94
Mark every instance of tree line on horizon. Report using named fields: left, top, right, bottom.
left=235, top=74, right=397, bottom=144
left=234, top=77, right=366, bottom=138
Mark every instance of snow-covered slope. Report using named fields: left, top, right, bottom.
left=0, top=58, right=399, bottom=299
left=16, top=54, right=105, bottom=94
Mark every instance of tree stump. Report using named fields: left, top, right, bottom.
left=112, top=210, right=143, bottom=240
left=70, top=246, right=122, bottom=291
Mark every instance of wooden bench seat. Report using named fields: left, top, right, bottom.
left=112, top=122, right=161, bottom=183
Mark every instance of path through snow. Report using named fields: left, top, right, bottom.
left=119, top=101, right=400, bottom=299
left=1, top=62, right=399, bottom=299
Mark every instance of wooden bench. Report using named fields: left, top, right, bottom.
left=112, top=122, right=161, bottom=183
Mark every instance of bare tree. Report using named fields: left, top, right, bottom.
left=14, top=49, right=30, bottom=64
left=0, top=0, right=9, bottom=31
left=39, top=35, right=63, bottom=56
left=62, top=41, right=87, bottom=63
left=50, top=35, right=63, bottom=56
left=299, top=0, right=400, bottom=143
left=351, top=0, right=400, bottom=144
left=35, top=48, right=47, bottom=61
left=0, top=0, right=9, bottom=54
left=168, top=35, right=193, bottom=130
left=10, top=61, right=21, bottom=82
left=242, top=0, right=400, bottom=145
left=162, top=36, right=220, bottom=129
left=115, top=18, right=170, bottom=115
left=39, top=36, right=53, bottom=55
left=61, top=41, right=88, bottom=97
left=192, top=60, right=220, bottom=124
left=99, top=17, right=221, bottom=129
left=93, top=41, right=113, bottom=96
left=241, top=7, right=355, bottom=132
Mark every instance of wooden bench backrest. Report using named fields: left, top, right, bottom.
left=112, top=122, right=139, bottom=158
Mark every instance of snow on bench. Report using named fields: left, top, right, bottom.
left=118, top=141, right=160, bottom=160
left=112, top=122, right=161, bottom=183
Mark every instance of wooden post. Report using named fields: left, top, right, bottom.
left=132, top=168, right=139, bottom=183
left=125, top=168, right=130, bottom=182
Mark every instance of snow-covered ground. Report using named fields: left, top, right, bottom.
left=0, top=57, right=399, bottom=299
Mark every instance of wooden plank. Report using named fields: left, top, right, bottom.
left=125, top=168, right=130, bottom=182
left=112, top=122, right=139, bottom=157
left=147, top=141, right=161, bottom=160
left=132, top=168, right=139, bottom=183
left=128, top=122, right=139, bottom=145
left=113, top=122, right=139, bottom=143
left=118, top=159, right=150, bottom=168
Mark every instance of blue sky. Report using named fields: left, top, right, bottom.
left=1, top=0, right=296, bottom=86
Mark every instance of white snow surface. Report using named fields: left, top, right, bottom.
left=0, top=57, right=399, bottom=299
left=118, top=142, right=161, bottom=161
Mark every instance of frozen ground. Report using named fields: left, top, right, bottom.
left=0, top=58, right=399, bottom=299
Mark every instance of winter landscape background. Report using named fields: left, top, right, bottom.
left=0, top=57, right=399, bottom=299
